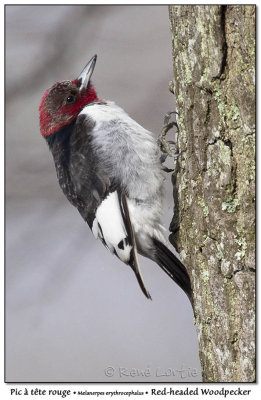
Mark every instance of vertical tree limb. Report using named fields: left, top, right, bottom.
left=168, top=5, right=255, bottom=382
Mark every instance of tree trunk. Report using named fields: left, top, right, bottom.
left=168, top=5, right=255, bottom=382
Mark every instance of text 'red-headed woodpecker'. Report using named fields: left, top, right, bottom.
left=39, top=55, right=192, bottom=303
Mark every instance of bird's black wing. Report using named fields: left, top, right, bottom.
left=68, top=114, right=151, bottom=299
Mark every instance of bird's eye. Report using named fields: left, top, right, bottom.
left=66, top=95, right=75, bottom=104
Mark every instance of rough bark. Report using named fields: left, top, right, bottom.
left=168, top=5, right=255, bottom=382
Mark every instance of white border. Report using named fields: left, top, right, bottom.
left=2, top=1, right=258, bottom=398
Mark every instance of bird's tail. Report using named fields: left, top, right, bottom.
left=153, top=238, right=193, bottom=305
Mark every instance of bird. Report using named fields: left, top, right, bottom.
left=39, top=55, right=192, bottom=304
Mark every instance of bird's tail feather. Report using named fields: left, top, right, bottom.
left=153, top=238, right=193, bottom=305
left=120, top=192, right=151, bottom=300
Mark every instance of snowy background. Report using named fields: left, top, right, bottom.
left=5, top=5, right=201, bottom=382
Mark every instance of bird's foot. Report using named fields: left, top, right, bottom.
left=157, top=111, right=181, bottom=168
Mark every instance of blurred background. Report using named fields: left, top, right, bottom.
left=5, top=5, right=201, bottom=382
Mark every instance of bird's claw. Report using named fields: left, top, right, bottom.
left=157, top=111, right=181, bottom=160
left=162, top=166, right=174, bottom=173
left=163, top=111, right=178, bottom=128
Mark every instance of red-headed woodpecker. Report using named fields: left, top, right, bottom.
left=39, top=55, right=192, bottom=303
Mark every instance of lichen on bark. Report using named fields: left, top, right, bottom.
left=168, top=5, right=255, bottom=382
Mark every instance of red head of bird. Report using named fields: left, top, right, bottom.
left=39, top=55, right=98, bottom=137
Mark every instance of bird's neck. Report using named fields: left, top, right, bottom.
left=45, top=119, right=76, bottom=154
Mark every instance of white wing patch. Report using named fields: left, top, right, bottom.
left=92, top=191, right=132, bottom=263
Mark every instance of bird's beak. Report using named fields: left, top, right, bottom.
left=77, top=55, right=97, bottom=91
